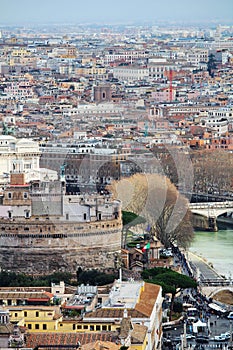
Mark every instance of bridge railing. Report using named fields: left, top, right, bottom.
left=199, top=278, right=232, bottom=287
left=189, top=201, right=233, bottom=209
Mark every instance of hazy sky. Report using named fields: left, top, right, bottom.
left=0, top=0, right=233, bottom=25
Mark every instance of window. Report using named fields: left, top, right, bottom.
left=102, top=325, right=107, bottom=331
left=23, top=192, right=28, bottom=199
left=43, top=324, right=47, bottom=330
left=73, top=324, right=76, bottom=330
left=8, top=192, right=12, bottom=199
left=84, top=325, right=88, bottom=330
left=8, top=211, right=12, bottom=219
left=96, top=325, right=101, bottom=331
left=24, top=164, right=31, bottom=169
left=36, top=311, right=39, bottom=317
left=25, top=210, right=30, bottom=219
left=28, top=324, right=32, bottom=329
left=35, top=324, right=39, bottom=330
left=90, top=325, right=94, bottom=331
left=24, top=311, right=27, bottom=317
left=77, top=325, right=82, bottom=330
left=14, top=313, right=18, bottom=317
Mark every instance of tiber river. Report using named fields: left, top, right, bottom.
left=189, top=224, right=233, bottom=279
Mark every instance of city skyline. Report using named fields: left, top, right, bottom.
left=0, top=0, right=233, bottom=25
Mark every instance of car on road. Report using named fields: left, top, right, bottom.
left=222, top=332, right=231, bottom=339
left=214, top=332, right=231, bottom=341
left=214, top=334, right=228, bottom=342
left=185, top=334, right=196, bottom=340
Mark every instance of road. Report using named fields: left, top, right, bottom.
left=187, top=251, right=224, bottom=282
left=163, top=314, right=233, bottom=350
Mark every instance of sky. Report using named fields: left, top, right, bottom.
left=0, top=0, right=233, bottom=25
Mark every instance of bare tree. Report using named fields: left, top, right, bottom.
left=109, top=173, right=194, bottom=249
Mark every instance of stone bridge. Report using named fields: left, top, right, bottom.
left=189, top=201, right=233, bottom=231
left=200, top=284, right=233, bottom=298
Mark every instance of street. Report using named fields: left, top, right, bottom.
left=163, top=314, right=233, bottom=350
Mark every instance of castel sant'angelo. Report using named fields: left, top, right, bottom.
left=0, top=136, right=122, bottom=275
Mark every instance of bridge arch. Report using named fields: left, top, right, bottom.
left=201, top=285, right=233, bottom=298
left=208, top=286, right=233, bottom=299
left=189, top=201, right=233, bottom=231
left=189, top=202, right=233, bottom=218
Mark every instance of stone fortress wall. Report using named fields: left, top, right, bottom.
left=0, top=171, right=122, bottom=275
left=0, top=216, right=122, bottom=274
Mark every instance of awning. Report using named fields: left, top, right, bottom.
left=193, top=320, right=207, bottom=333
left=62, top=305, right=85, bottom=310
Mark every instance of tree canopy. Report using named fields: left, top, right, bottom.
left=0, top=269, right=116, bottom=287
left=141, top=267, right=197, bottom=296
left=0, top=271, right=74, bottom=287
left=109, top=173, right=194, bottom=249
left=122, top=210, right=146, bottom=228
left=141, top=267, right=197, bottom=319
left=77, top=268, right=116, bottom=285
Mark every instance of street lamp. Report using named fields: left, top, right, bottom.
left=182, top=321, right=187, bottom=350
left=229, top=320, right=233, bottom=350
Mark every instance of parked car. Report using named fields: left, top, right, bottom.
left=227, top=312, right=233, bottom=319
left=160, top=248, right=173, bottom=257
left=186, top=334, right=196, bottom=340
left=222, top=332, right=231, bottom=340
left=214, top=334, right=229, bottom=342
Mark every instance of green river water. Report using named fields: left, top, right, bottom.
left=189, top=224, right=233, bottom=279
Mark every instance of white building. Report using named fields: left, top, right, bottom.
left=113, top=66, right=149, bottom=82
left=104, top=50, right=148, bottom=64
left=0, top=136, right=57, bottom=184
left=201, top=116, right=229, bottom=137
left=62, top=103, right=123, bottom=117
left=84, top=280, right=163, bottom=350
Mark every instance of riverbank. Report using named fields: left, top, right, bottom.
left=188, top=251, right=222, bottom=276
left=189, top=227, right=233, bottom=279
left=187, top=250, right=224, bottom=280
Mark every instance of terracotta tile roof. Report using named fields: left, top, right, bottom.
left=81, top=340, right=120, bottom=350
left=0, top=323, right=14, bottom=335
left=131, top=323, right=148, bottom=344
left=26, top=332, right=118, bottom=349
left=44, top=291, right=54, bottom=299
left=135, top=282, right=161, bottom=317
left=83, top=308, right=146, bottom=319
left=119, top=317, right=133, bottom=339
left=0, top=291, right=52, bottom=300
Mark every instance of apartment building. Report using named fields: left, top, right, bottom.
left=113, top=66, right=149, bottom=82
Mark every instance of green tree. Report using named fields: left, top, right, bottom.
left=122, top=211, right=146, bottom=228
left=141, top=267, right=197, bottom=320
left=77, top=269, right=116, bottom=286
